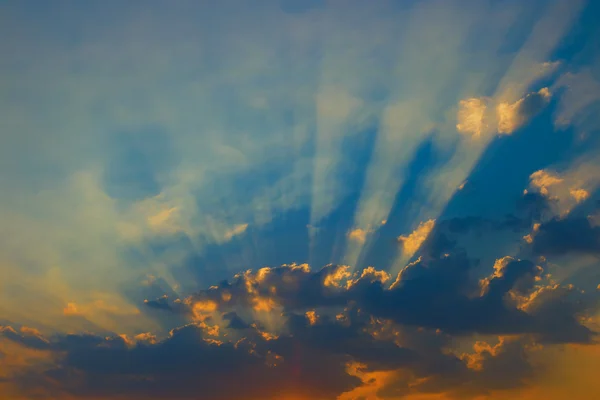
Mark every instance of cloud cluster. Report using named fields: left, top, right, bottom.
left=3, top=238, right=596, bottom=399
left=2, top=174, right=600, bottom=399
left=456, top=87, right=552, bottom=138
left=526, top=160, right=600, bottom=217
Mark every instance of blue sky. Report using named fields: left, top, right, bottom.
left=1, top=1, right=600, bottom=399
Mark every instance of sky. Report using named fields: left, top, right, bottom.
left=1, top=0, right=600, bottom=399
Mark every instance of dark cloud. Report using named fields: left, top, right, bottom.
left=11, top=196, right=593, bottom=399
left=143, top=295, right=173, bottom=311
left=5, top=323, right=360, bottom=400
left=177, top=264, right=352, bottom=313
left=532, top=216, right=600, bottom=255
left=222, top=312, right=250, bottom=330
left=517, top=192, right=552, bottom=222
left=146, top=253, right=595, bottom=342
left=4, top=321, right=362, bottom=400
left=378, top=336, right=534, bottom=399
left=442, top=216, right=490, bottom=234
left=417, top=229, right=457, bottom=259
left=0, top=316, right=523, bottom=400
left=360, top=256, right=542, bottom=336
left=0, top=326, right=50, bottom=350
left=5, top=250, right=598, bottom=399
left=523, top=284, right=599, bottom=344
left=415, top=212, right=536, bottom=260
left=434, top=199, right=550, bottom=237
left=516, top=89, right=552, bottom=122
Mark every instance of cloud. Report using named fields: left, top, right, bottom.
left=397, top=219, right=436, bottom=258
left=154, top=254, right=595, bottom=342
left=570, top=188, right=590, bottom=203
left=5, top=253, right=598, bottom=399
left=519, top=283, right=597, bottom=344
left=456, top=97, right=489, bottom=138
left=497, top=87, right=552, bottom=134
left=146, top=206, right=181, bottom=234
left=0, top=326, right=50, bottom=351
left=347, top=228, right=369, bottom=244
left=62, top=303, right=81, bottom=316
left=532, top=216, right=600, bottom=256
left=456, top=87, right=552, bottom=138
left=223, top=223, right=249, bottom=241
left=144, top=295, right=173, bottom=312
left=529, top=170, right=564, bottom=191
left=527, top=159, right=600, bottom=216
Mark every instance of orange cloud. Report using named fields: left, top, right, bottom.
left=192, top=300, right=218, bottom=321
left=305, top=310, right=318, bottom=325
left=497, top=87, right=551, bottom=134
left=323, top=265, right=352, bottom=288
left=398, top=219, right=436, bottom=257
left=347, top=228, right=370, bottom=243
left=456, top=97, right=489, bottom=137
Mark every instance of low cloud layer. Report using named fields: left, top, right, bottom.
left=2, top=181, right=599, bottom=398
left=3, top=221, right=598, bottom=399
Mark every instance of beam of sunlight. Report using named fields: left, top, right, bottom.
left=388, top=0, right=585, bottom=275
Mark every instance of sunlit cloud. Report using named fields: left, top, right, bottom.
left=497, top=87, right=552, bottom=134
left=397, top=219, right=436, bottom=258
left=526, top=159, right=600, bottom=217
left=347, top=228, right=370, bottom=244
left=456, top=87, right=552, bottom=139
left=3, top=257, right=597, bottom=399
left=456, top=97, right=490, bottom=138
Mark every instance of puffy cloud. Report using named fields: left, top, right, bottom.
left=0, top=326, right=50, bottom=351
left=456, top=98, right=489, bottom=138
left=532, top=217, right=600, bottom=256
left=397, top=219, right=436, bottom=258
left=570, top=188, right=590, bottom=203
left=456, top=87, right=552, bottom=138
left=143, top=295, right=173, bottom=312
left=519, top=283, right=597, bottom=344
left=4, top=190, right=593, bottom=399
left=497, top=87, right=552, bottom=134
left=529, top=170, right=564, bottom=191
left=523, top=223, right=541, bottom=244
left=347, top=228, right=370, bottom=244
left=5, top=255, right=597, bottom=399
left=146, top=254, right=595, bottom=342
left=527, top=160, right=600, bottom=217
